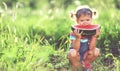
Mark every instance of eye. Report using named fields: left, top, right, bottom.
left=86, top=19, right=90, bottom=21
left=80, top=20, right=84, bottom=22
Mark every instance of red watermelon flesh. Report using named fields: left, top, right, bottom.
left=71, top=24, right=100, bottom=36
left=72, top=24, right=100, bottom=30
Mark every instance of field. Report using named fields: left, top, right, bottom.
left=0, top=0, right=120, bottom=71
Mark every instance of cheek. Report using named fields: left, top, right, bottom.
left=77, top=21, right=82, bottom=24
left=87, top=21, right=92, bottom=24
left=90, top=20, right=92, bottom=23
left=78, top=22, right=84, bottom=25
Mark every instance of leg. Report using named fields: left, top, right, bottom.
left=83, top=48, right=100, bottom=64
left=91, top=48, right=100, bottom=62
left=68, top=49, right=81, bottom=71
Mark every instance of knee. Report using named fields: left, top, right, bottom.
left=88, top=50, right=93, bottom=55
left=68, top=49, right=78, bottom=58
left=72, top=63, right=80, bottom=68
left=94, top=48, right=100, bottom=57
left=87, top=48, right=100, bottom=56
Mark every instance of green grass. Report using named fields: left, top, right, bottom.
left=0, top=2, right=120, bottom=71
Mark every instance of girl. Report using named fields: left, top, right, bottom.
left=67, top=6, right=101, bottom=71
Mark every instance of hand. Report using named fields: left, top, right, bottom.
left=74, top=29, right=83, bottom=38
left=94, top=28, right=101, bottom=38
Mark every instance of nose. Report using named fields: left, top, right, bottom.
left=83, top=21, right=89, bottom=25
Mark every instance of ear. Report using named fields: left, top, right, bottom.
left=76, top=19, right=79, bottom=24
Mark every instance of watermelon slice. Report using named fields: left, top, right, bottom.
left=71, top=24, right=100, bottom=36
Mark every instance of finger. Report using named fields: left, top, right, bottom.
left=96, top=29, right=101, bottom=33
left=80, top=31, right=83, bottom=34
left=77, top=29, right=79, bottom=32
left=74, top=29, right=78, bottom=34
left=74, top=29, right=76, bottom=32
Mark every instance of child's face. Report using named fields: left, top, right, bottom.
left=76, top=14, right=92, bottom=25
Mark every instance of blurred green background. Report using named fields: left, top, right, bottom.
left=0, top=0, right=120, bottom=71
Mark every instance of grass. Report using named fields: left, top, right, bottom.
left=0, top=2, right=120, bottom=71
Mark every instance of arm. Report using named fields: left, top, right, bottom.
left=72, top=37, right=81, bottom=51
left=89, top=36, right=98, bottom=50
left=71, top=30, right=82, bottom=51
left=89, top=28, right=101, bottom=50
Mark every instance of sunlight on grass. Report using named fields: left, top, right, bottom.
left=0, top=0, right=120, bottom=71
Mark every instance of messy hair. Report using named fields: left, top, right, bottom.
left=75, top=8, right=92, bottom=19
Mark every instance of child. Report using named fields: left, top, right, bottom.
left=67, top=6, right=100, bottom=71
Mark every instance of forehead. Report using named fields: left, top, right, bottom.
left=78, top=14, right=91, bottom=20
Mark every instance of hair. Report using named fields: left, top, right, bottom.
left=70, top=6, right=97, bottom=19
left=75, top=8, right=92, bottom=19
